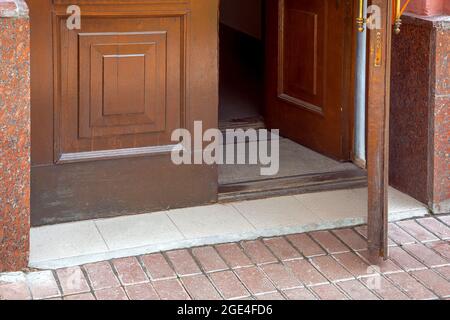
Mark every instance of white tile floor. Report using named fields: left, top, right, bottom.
left=29, top=187, right=429, bottom=270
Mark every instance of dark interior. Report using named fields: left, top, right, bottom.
left=219, top=0, right=265, bottom=127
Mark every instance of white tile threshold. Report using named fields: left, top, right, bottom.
left=29, top=187, right=429, bottom=270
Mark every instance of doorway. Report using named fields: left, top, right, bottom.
left=218, top=0, right=366, bottom=200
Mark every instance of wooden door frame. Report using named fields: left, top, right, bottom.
left=367, top=0, right=393, bottom=262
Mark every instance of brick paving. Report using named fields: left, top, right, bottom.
left=1, top=216, right=449, bottom=300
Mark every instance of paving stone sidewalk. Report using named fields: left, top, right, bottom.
left=1, top=215, right=449, bottom=300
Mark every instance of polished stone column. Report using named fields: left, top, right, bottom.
left=390, top=13, right=449, bottom=214
left=0, top=0, right=30, bottom=272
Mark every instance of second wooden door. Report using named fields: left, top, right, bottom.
left=265, top=0, right=355, bottom=160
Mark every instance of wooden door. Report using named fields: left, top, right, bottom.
left=28, top=0, right=219, bottom=226
left=265, top=0, right=355, bottom=160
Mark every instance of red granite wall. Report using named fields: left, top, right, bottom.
left=390, top=16, right=430, bottom=205
left=406, top=0, right=448, bottom=16
left=431, top=25, right=450, bottom=213
left=390, top=14, right=450, bottom=214
left=0, top=0, right=30, bottom=272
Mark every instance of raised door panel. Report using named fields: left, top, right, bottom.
left=79, top=32, right=167, bottom=137
left=56, top=14, right=185, bottom=160
left=279, top=0, right=324, bottom=114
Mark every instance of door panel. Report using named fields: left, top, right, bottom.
left=58, top=16, right=181, bottom=157
left=266, top=0, right=354, bottom=160
left=29, top=0, right=219, bottom=226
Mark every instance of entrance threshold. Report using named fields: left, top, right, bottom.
left=30, top=188, right=428, bottom=270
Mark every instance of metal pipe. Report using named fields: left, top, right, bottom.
left=394, top=0, right=402, bottom=34
left=354, top=0, right=368, bottom=168
left=356, top=0, right=366, bottom=32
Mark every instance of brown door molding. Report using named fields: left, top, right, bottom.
left=367, top=0, right=393, bottom=262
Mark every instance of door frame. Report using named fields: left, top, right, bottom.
left=366, top=0, right=393, bottom=261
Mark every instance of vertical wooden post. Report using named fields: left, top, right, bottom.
left=367, top=0, right=393, bottom=262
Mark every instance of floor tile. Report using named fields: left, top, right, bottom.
left=357, top=250, right=403, bottom=274
left=309, top=231, right=349, bottom=254
left=232, top=196, right=321, bottom=230
left=386, top=272, right=437, bottom=300
left=296, top=189, right=367, bottom=221
left=388, top=223, right=417, bottom=245
left=140, top=253, right=176, bottom=281
left=169, top=204, right=255, bottom=239
left=166, top=249, right=201, bottom=277
left=332, top=229, right=367, bottom=251
left=209, top=271, right=250, bottom=300
left=152, top=279, right=190, bottom=300
left=95, top=212, right=183, bottom=251
left=241, top=240, right=277, bottom=265
left=411, top=269, right=450, bottom=298
left=310, top=284, right=348, bottom=300
left=261, top=263, right=302, bottom=290
left=192, top=246, right=228, bottom=273
left=360, top=277, right=409, bottom=300
left=64, top=293, right=96, bottom=300
left=416, top=217, right=450, bottom=240
left=389, top=247, right=427, bottom=272
left=235, top=267, right=276, bottom=295
left=354, top=226, right=396, bottom=247
left=263, top=237, right=302, bottom=261
left=112, top=257, right=148, bottom=286
left=84, top=261, right=120, bottom=290
left=181, top=275, right=222, bottom=300
left=27, top=271, right=61, bottom=300
left=215, top=243, right=253, bottom=269
left=388, top=188, right=428, bottom=213
left=283, top=288, right=317, bottom=300
left=425, top=241, right=450, bottom=260
left=94, top=287, right=128, bottom=300
left=402, top=243, right=448, bottom=268
left=56, top=266, right=90, bottom=296
left=333, top=252, right=373, bottom=278
left=284, top=259, right=328, bottom=287
left=396, top=220, right=439, bottom=243
left=0, top=274, right=31, bottom=300
left=438, top=215, right=450, bottom=226
left=30, top=221, right=108, bottom=262
left=125, top=283, right=160, bottom=300
left=286, top=233, right=326, bottom=258
left=337, top=280, right=379, bottom=300
left=434, top=266, right=450, bottom=281
left=256, top=292, right=286, bottom=300
left=352, top=187, right=427, bottom=217
left=310, top=256, right=354, bottom=282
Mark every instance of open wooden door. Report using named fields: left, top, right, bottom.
left=29, top=0, right=219, bottom=225
left=265, top=0, right=355, bottom=161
